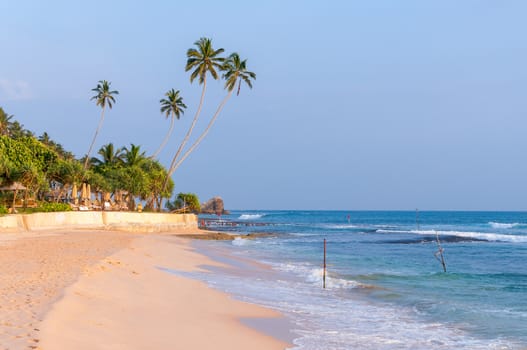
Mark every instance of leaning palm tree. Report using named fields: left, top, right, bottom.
left=84, top=80, right=119, bottom=169
left=151, top=89, right=186, bottom=158
left=164, top=38, right=225, bottom=181
left=169, top=53, right=255, bottom=174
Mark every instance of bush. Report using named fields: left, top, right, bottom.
left=0, top=205, right=8, bottom=215
left=38, top=202, right=72, bottom=212
left=166, top=192, right=201, bottom=213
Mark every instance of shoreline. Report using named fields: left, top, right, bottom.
left=0, top=228, right=291, bottom=349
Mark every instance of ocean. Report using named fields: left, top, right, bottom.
left=189, top=211, right=527, bottom=349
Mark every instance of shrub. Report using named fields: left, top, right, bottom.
left=166, top=193, right=200, bottom=213
left=38, top=202, right=72, bottom=212
left=0, top=205, right=8, bottom=215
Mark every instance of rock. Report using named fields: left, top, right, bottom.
left=201, top=197, right=228, bottom=215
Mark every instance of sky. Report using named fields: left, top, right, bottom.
left=1, top=1, right=526, bottom=211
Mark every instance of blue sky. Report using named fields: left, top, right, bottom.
left=1, top=1, right=526, bottom=210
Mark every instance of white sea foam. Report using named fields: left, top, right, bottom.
left=377, top=229, right=527, bottom=243
left=277, top=263, right=361, bottom=289
left=488, top=222, right=522, bottom=229
left=231, top=237, right=249, bottom=246
left=238, top=214, right=265, bottom=220
left=321, top=224, right=361, bottom=229
left=184, top=259, right=516, bottom=350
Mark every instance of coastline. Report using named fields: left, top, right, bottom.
left=0, top=228, right=291, bottom=349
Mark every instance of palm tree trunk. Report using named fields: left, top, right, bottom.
left=84, top=107, right=106, bottom=169
left=151, top=111, right=175, bottom=159
left=166, top=77, right=207, bottom=176
left=11, top=188, right=18, bottom=212
left=160, top=77, right=208, bottom=203
left=170, top=89, right=233, bottom=175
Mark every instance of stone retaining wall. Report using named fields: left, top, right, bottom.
left=0, top=212, right=197, bottom=233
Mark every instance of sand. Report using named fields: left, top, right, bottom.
left=0, top=230, right=290, bottom=350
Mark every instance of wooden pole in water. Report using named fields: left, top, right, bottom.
left=434, top=231, right=447, bottom=273
left=323, top=238, right=327, bottom=289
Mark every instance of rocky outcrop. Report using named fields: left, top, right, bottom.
left=201, top=197, right=229, bottom=215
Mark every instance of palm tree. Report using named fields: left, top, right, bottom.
left=224, top=53, right=256, bottom=96
left=7, top=120, right=30, bottom=139
left=38, top=132, right=52, bottom=145
left=152, top=89, right=186, bottom=158
left=91, top=143, right=124, bottom=167
left=0, top=108, right=14, bottom=136
left=84, top=80, right=119, bottom=169
left=124, top=144, right=146, bottom=167
left=164, top=38, right=225, bottom=183
left=169, top=53, right=255, bottom=174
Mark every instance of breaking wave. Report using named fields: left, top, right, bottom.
left=238, top=214, right=265, bottom=220
left=376, top=229, right=527, bottom=243
left=488, top=222, right=523, bottom=229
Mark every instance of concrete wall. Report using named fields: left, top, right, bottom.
left=0, top=215, right=26, bottom=232
left=0, top=212, right=197, bottom=233
left=102, top=212, right=197, bottom=233
left=23, top=212, right=105, bottom=231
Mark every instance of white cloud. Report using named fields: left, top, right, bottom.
left=0, top=79, right=33, bottom=100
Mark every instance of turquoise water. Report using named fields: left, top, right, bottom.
left=195, top=211, right=527, bottom=349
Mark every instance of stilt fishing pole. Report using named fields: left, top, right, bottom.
left=323, top=238, right=327, bottom=289
left=434, top=231, right=447, bottom=272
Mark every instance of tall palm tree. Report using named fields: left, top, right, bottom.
left=169, top=53, right=255, bottom=174
left=152, top=89, right=186, bottom=158
left=84, top=80, right=119, bottom=169
left=224, top=53, right=256, bottom=96
left=164, top=38, right=225, bottom=183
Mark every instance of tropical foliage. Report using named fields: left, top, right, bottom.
left=84, top=80, right=119, bottom=169
left=89, top=143, right=173, bottom=211
left=163, top=39, right=255, bottom=192
left=152, top=89, right=187, bottom=158
left=0, top=37, right=255, bottom=213
left=166, top=192, right=201, bottom=213
left=0, top=110, right=172, bottom=212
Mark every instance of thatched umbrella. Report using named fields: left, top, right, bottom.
left=0, top=182, right=27, bottom=210
left=81, top=183, right=87, bottom=200
left=71, top=183, right=78, bottom=204
left=0, top=182, right=27, bottom=191
left=86, top=184, right=91, bottom=205
left=103, top=192, right=111, bottom=210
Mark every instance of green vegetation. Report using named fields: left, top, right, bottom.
left=152, top=89, right=187, bottom=158
left=84, top=80, right=119, bottom=169
left=37, top=202, right=72, bottom=212
left=162, top=38, right=256, bottom=192
left=166, top=193, right=201, bottom=213
left=0, top=37, right=254, bottom=213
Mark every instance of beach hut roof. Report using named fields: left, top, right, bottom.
left=0, top=182, right=27, bottom=191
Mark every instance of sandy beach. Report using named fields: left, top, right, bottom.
left=0, top=229, right=290, bottom=350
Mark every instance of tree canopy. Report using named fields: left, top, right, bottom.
left=0, top=37, right=255, bottom=213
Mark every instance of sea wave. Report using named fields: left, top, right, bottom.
left=376, top=229, right=527, bottom=243
left=231, top=236, right=250, bottom=246
left=318, top=224, right=361, bottom=229
left=276, top=263, right=363, bottom=289
left=238, top=214, right=265, bottom=220
left=488, top=222, right=523, bottom=229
